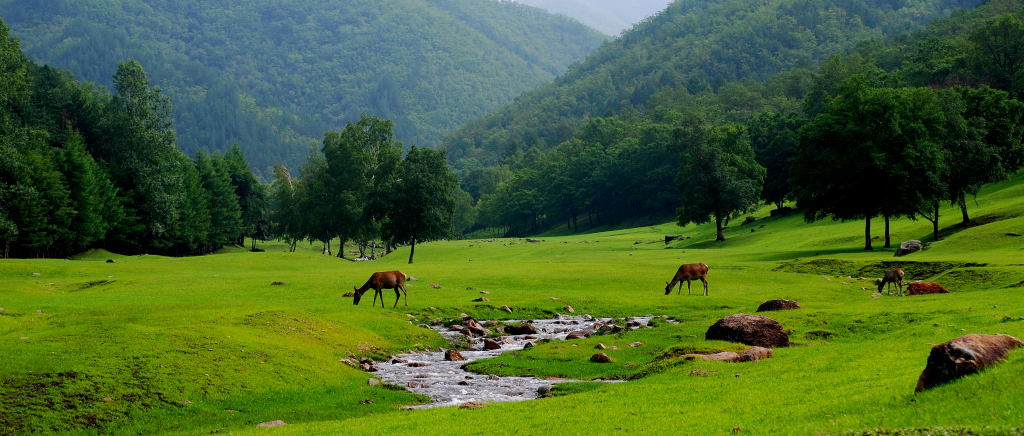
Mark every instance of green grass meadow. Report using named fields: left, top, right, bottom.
left=2, top=173, right=1024, bottom=435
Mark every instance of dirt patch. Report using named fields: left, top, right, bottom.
left=776, top=259, right=987, bottom=281
left=774, top=259, right=857, bottom=275
left=67, top=280, right=116, bottom=292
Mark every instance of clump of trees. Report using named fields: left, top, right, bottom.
left=269, top=115, right=460, bottom=263
left=1, top=21, right=267, bottom=257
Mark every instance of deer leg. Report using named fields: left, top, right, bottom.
left=376, top=289, right=385, bottom=308
left=393, top=289, right=400, bottom=308
left=372, top=289, right=380, bottom=306
left=687, top=279, right=692, bottom=296
left=676, top=280, right=683, bottom=295
left=401, top=284, right=409, bottom=306
left=701, top=277, right=709, bottom=296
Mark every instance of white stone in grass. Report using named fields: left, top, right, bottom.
left=257, top=420, right=286, bottom=427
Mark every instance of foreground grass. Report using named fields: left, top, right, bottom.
left=1, top=173, right=1023, bottom=435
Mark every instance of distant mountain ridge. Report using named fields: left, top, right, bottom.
left=512, top=0, right=674, bottom=35
left=444, top=0, right=986, bottom=168
left=0, top=0, right=606, bottom=175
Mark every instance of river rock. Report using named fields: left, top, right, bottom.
left=756, top=299, right=801, bottom=312
left=566, top=330, right=592, bottom=340
left=590, top=353, right=613, bottom=363
left=563, top=305, right=575, bottom=313
left=915, top=334, right=1023, bottom=392
left=367, top=378, right=380, bottom=386
left=257, top=420, right=286, bottom=427
left=523, top=341, right=535, bottom=349
left=482, top=339, right=502, bottom=350
left=444, top=349, right=466, bottom=361
left=595, top=343, right=607, bottom=350
left=907, top=282, right=951, bottom=295
left=500, top=305, right=513, bottom=313
left=407, top=362, right=429, bottom=367
left=504, top=323, right=538, bottom=335
left=895, top=240, right=923, bottom=257
left=464, top=319, right=489, bottom=336
left=705, top=314, right=791, bottom=348
left=460, top=401, right=484, bottom=409
left=473, top=297, right=489, bottom=302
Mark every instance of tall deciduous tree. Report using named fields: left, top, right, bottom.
left=385, top=146, right=458, bottom=264
left=748, top=111, right=803, bottom=210
left=674, top=119, right=765, bottom=242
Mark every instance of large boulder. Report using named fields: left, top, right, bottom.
left=756, top=300, right=801, bottom=312
left=463, top=319, right=490, bottom=336
left=503, top=323, right=538, bottom=335
left=590, top=353, right=613, bottom=363
left=894, top=240, right=923, bottom=257
left=565, top=330, right=593, bottom=340
left=915, top=334, right=1023, bottom=393
left=907, top=282, right=950, bottom=295
left=705, top=314, right=791, bottom=348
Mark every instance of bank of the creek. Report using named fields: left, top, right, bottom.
left=370, top=314, right=665, bottom=408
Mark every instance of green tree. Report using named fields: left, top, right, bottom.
left=269, top=164, right=301, bottom=252
left=748, top=111, right=804, bottom=210
left=385, top=146, right=458, bottom=263
left=196, top=152, right=241, bottom=250
left=674, top=119, right=765, bottom=242
left=969, top=14, right=1024, bottom=97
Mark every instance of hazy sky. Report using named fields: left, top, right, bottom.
left=513, top=0, right=675, bottom=35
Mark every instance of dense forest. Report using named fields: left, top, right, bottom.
left=512, top=0, right=673, bottom=35
left=0, top=0, right=605, bottom=176
left=461, top=0, right=1024, bottom=247
left=444, top=0, right=986, bottom=170
left=0, top=21, right=459, bottom=260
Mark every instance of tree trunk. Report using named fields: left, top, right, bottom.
left=408, top=237, right=416, bottom=264
left=864, top=216, right=873, bottom=251
left=883, top=215, right=891, bottom=249
left=359, top=242, right=366, bottom=258
left=933, top=201, right=940, bottom=242
left=958, top=195, right=971, bottom=225
left=715, top=213, right=726, bottom=242
left=338, top=236, right=347, bottom=259
left=325, top=240, right=331, bottom=255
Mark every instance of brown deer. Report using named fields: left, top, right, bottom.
left=353, top=271, right=409, bottom=308
left=875, top=268, right=905, bottom=295
left=665, top=263, right=710, bottom=296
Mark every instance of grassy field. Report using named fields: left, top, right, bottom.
left=2, top=172, right=1023, bottom=435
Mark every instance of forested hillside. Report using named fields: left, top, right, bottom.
left=0, top=0, right=605, bottom=175
left=464, top=0, right=1024, bottom=240
left=444, top=0, right=985, bottom=169
left=513, top=0, right=673, bottom=35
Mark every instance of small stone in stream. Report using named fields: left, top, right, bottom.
left=367, top=378, right=380, bottom=386
left=487, top=375, right=500, bottom=380
left=339, top=358, right=357, bottom=367
left=360, top=363, right=376, bottom=372
left=595, top=343, right=607, bottom=350
left=457, top=381, right=470, bottom=386
left=460, top=313, right=469, bottom=319
left=566, top=330, right=592, bottom=339
left=444, top=349, right=466, bottom=361
left=460, top=402, right=484, bottom=409
left=523, top=342, right=535, bottom=349
left=407, top=362, right=429, bottom=367
left=563, top=305, right=575, bottom=313
left=483, top=339, right=502, bottom=350
left=590, top=353, right=613, bottom=363
left=500, top=305, right=513, bottom=313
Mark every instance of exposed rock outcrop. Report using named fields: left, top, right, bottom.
left=705, top=314, right=791, bottom=348
left=915, top=334, right=1023, bottom=392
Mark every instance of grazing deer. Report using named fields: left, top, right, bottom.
left=665, top=263, right=710, bottom=296
left=353, top=271, right=409, bottom=308
left=876, top=268, right=905, bottom=295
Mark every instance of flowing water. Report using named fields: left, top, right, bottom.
left=371, top=314, right=662, bottom=408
